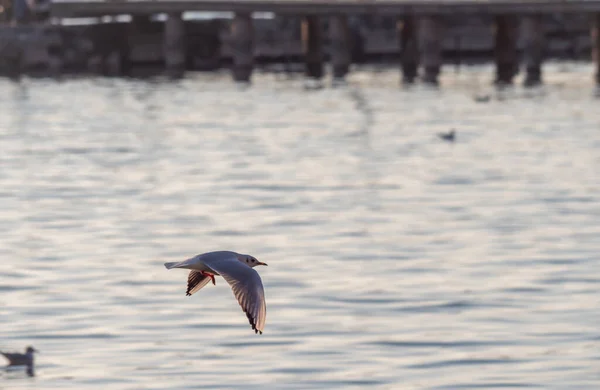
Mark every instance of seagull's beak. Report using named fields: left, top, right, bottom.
left=257, top=261, right=268, bottom=266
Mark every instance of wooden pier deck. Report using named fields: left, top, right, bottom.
left=51, top=0, right=600, bottom=18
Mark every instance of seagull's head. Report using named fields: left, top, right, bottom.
left=238, top=254, right=268, bottom=268
left=25, top=346, right=38, bottom=354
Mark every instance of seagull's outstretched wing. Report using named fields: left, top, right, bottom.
left=203, top=257, right=267, bottom=334
left=186, top=271, right=213, bottom=296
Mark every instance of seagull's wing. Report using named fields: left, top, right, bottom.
left=186, top=271, right=213, bottom=296
left=203, top=257, right=267, bottom=334
left=1, top=352, right=26, bottom=365
left=1, top=352, right=16, bottom=360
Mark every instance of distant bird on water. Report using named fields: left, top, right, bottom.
left=1, top=346, right=38, bottom=368
left=438, top=129, right=456, bottom=142
left=165, top=251, right=268, bottom=334
left=474, top=94, right=491, bottom=103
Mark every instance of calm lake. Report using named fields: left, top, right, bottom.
left=1, top=63, right=599, bottom=389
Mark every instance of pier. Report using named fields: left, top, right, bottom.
left=1, top=0, right=600, bottom=85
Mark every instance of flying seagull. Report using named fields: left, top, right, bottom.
left=1, top=346, right=38, bottom=367
left=165, top=251, right=268, bottom=334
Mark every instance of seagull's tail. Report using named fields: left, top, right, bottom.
left=164, top=262, right=181, bottom=270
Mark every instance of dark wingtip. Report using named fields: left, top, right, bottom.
left=245, top=310, right=262, bottom=334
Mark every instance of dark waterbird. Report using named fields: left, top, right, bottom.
left=1, top=346, right=38, bottom=367
left=437, top=129, right=456, bottom=142
left=474, top=94, right=491, bottom=103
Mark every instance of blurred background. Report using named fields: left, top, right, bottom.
left=1, top=2, right=600, bottom=390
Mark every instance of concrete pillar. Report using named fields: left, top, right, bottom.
left=522, top=14, right=544, bottom=86
left=419, top=16, right=443, bottom=85
left=494, top=15, right=519, bottom=85
left=231, top=12, right=254, bottom=82
left=190, top=20, right=222, bottom=71
left=47, top=31, right=63, bottom=76
left=114, top=29, right=131, bottom=75
left=164, top=12, right=186, bottom=77
left=127, top=15, right=155, bottom=72
left=104, top=51, right=125, bottom=75
left=349, top=20, right=366, bottom=64
left=0, top=40, right=23, bottom=79
left=302, top=15, right=324, bottom=79
left=399, top=15, right=418, bottom=84
left=329, top=15, right=351, bottom=79
left=591, top=13, right=600, bottom=85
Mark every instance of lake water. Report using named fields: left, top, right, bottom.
left=1, top=63, right=599, bottom=389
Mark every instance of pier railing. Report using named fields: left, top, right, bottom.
left=49, top=0, right=600, bottom=17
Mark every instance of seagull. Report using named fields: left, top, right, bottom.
left=437, top=129, right=456, bottom=142
left=164, top=251, right=268, bottom=334
left=1, top=346, right=38, bottom=367
left=474, top=94, right=491, bottom=103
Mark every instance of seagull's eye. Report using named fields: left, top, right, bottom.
left=252, top=259, right=256, bottom=263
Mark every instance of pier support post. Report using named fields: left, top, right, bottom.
left=231, top=12, right=254, bottom=82
left=521, top=14, right=544, bottom=86
left=302, top=15, right=324, bottom=79
left=494, top=15, right=519, bottom=85
left=592, top=13, right=600, bottom=85
left=164, top=12, right=186, bottom=77
left=419, top=16, right=443, bottom=85
left=399, top=15, right=418, bottom=84
left=47, top=31, right=64, bottom=76
left=329, top=15, right=351, bottom=80
left=189, top=20, right=222, bottom=70
left=127, top=15, right=159, bottom=74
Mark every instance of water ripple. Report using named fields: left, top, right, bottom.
left=1, top=64, right=599, bottom=389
